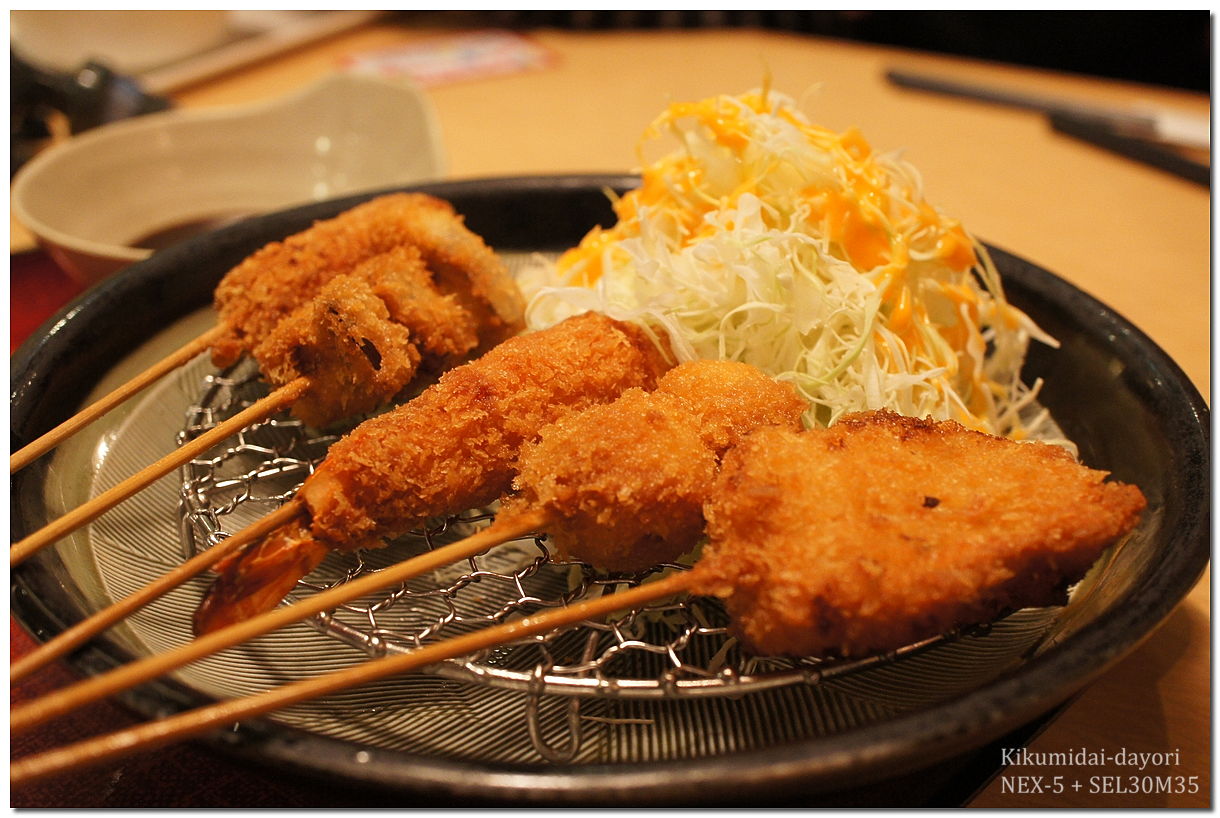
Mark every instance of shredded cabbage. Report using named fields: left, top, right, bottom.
left=520, top=88, right=1058, bottom=439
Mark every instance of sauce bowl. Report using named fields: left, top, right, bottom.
left=10, top=72, right=445, bottom=285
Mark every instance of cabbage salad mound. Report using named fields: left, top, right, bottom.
left=521, top=88, right=1058, bottom=442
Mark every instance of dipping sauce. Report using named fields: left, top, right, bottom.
left=130, top=214, right=247, bottom=252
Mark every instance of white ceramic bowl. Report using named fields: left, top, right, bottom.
left=11, top=72, right=446, bottom=284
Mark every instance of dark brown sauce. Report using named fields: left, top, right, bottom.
left=129, top=214, right=248, bottom=252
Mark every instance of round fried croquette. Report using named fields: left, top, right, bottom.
left=510, top=388, right=717, bottom=572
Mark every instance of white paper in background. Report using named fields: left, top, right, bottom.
left=341, top=30, right=558, bottom=88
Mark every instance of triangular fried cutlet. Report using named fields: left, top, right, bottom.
left=692, top=410, right=1146, bottom=658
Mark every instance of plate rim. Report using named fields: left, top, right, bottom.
left=9, top=174, right=1211, bottom=804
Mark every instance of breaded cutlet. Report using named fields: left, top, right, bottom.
left=692, top=410, right=1146, bottom=658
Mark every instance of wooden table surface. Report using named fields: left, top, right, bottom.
left=13, top=21, right=1210, bottom=808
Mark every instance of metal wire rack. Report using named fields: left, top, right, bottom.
left=177, top=362, right=949, bottom=701
left=168, top=357, right=1071, bottom=762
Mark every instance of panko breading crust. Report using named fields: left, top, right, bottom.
left=211, top=193, right=525, bottom=368
left=195, top=311, right=672, bottom=633
left=653, top=359, right=809, bottom=456
left=508, top=388, right=718, bottom=572
left=299, top=311, right=673, bottom=550
left=252, top=245, right=482, bottom=427
left=253, top=271, right=421, bottom=429
left=692, top=410, right=1147, bottom=658
left=505, top=359, right=807, bottom=572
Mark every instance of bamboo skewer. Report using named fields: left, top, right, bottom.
left=11, top=508, right=547, bottom=731
left=10, top=326, right=226, bottom=474
left=10, top=377, right=309, bottom=567
left=10, top=571, right=691, bottom=786
left=10, top=499, right=307, bottom=684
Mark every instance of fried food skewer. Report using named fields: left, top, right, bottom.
left=11, top=407, right=1144, bottom=786
left=12, top=311, right=668, bottom=680
left=691, top=412, right=1147, bottom=658
left=210, top=193, right=524, bottom=369
left=12, top=196, right=527, bottom=562
left=192, top=311, right=673, bottom=634
left=10, top=193, right=525, bottom=473
left=12, top=360, right=804, bottom=727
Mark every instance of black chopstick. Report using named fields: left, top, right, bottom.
left=884, top=68, right=1157, bottom=133
left=1048, top=111, right=1210, bottom=188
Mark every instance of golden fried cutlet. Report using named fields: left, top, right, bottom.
left=211, top=193, right=525, bottom=367
left=691, top=411, right=1147, bottom=658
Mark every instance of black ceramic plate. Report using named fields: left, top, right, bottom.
left=10, top=176, right=1210, bottom=805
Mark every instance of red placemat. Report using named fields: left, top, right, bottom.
left=10, top=251, right=85, bottom=354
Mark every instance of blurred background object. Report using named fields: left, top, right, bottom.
left=470, top=10, right=1211, bottom=92
left=9, top=11, right=380, bottom=89
left=10, top=73, right=444, bottom=285
left=11, top=10, right=231, bottom=75
left=9, top=11, right=382, bottom=175
left=10, top=10, right=1207, bottom=175
left=11, top=54, right=172, bottom=176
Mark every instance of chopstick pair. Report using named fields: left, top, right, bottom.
left=9, top=500, right=690, bottom=785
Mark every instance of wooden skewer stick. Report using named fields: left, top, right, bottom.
left=11, top=326, right=226, bottom=474
left=10, top=570, right=691, bottom=786
left=10, top=499, right=306, bottom=684
left=10, top=377, right=309, bottom=567
left=11, top=508, right=547, bottom=731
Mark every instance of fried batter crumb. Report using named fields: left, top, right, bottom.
left=252, top=244, right=487, bottom=427
left=509, top=389, right=717, bottom=572
left=253, top=272, right=421, bottom=428
left=211, top=193, right=524, bottom=368
left=655, top=359, right=808, bottom=455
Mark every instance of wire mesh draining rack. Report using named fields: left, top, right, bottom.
left=174, top=358, right=1060, bottom=761
left=177, top=361, right=967, bottom=695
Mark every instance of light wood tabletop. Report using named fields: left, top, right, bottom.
left=15, top=20, right=1211, bottom=808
